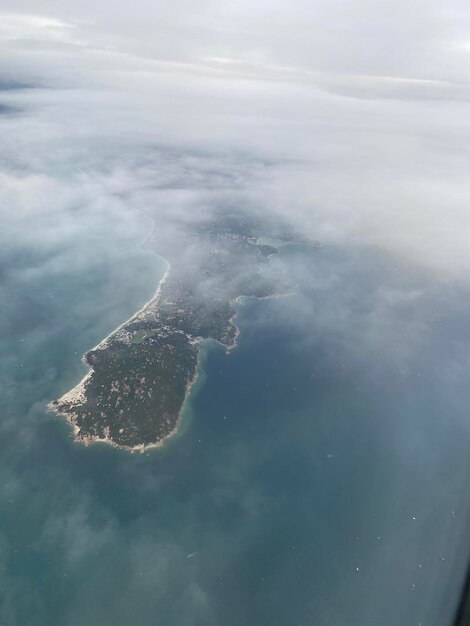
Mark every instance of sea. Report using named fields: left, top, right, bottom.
left=1, top=216, right=470, bottom=626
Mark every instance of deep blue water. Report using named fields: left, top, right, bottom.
left=1, top=235, right=470, bottom=625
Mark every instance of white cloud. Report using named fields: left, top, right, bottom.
left=1, top=4, right=470, bottom=278
left=0, top=12, right=85, bottom=46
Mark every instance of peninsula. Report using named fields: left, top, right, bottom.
left=49, top=212, right=293, bottom=451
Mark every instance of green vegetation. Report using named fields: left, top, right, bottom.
left=51, top=212, right=295, bottom=449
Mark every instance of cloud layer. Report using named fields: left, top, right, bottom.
left=1, top=2, right=470, bottom=277
left=2, top=6, right=470, bottom=624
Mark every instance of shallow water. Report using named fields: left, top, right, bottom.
left=1, top=230, right=470, bottom=625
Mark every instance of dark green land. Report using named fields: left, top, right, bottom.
left=50, top=214, right=293, bottom=449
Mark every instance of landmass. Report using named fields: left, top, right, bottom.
left=49, top=212, right=296, bottom=451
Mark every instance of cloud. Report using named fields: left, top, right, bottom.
left=0, top=12, right=86, bottom=50
left=2, top=18, right=470, bottom=278
left=2, top=6, right=470, bottom=626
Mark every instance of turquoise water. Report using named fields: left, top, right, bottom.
left=1, top=227, right=470, bottom=625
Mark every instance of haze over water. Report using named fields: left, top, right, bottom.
left=2, top=217, right=470, bottom=625
left=2, top=0, right=470, bottom=621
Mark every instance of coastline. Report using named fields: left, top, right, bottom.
left=49, top=334, right=205, bottom=454
left=48, top=260, right=172, bottom=453
left=91, top=260, right=171, bottom=352
left=49, top=282, right=292, bottom=453
left=52, top=261, right=170, bottom=405
left=48, top=240, right=294, bottom=453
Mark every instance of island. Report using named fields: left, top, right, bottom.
left=49, top=212, right=295, bottom=451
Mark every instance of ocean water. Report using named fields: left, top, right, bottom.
left=1, top=229, right=470, bottom=625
